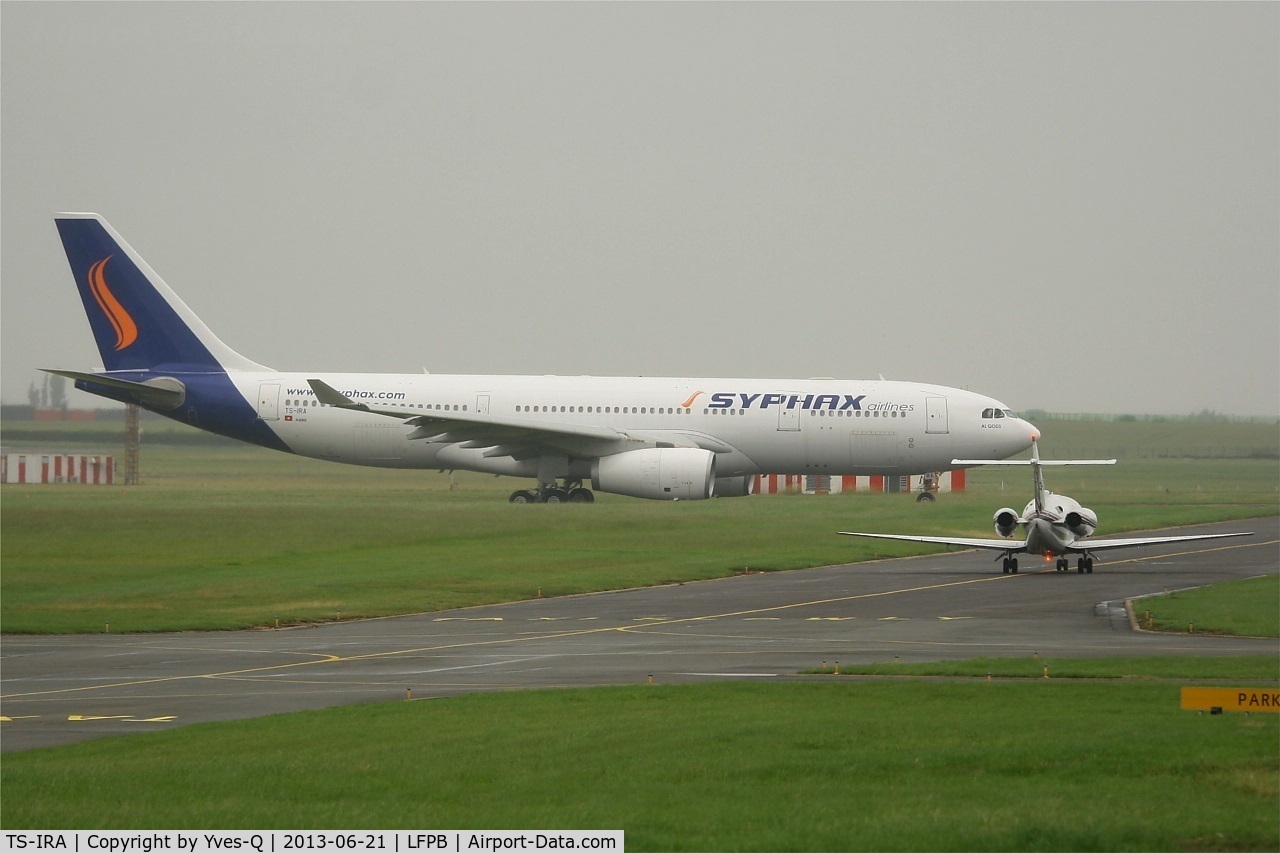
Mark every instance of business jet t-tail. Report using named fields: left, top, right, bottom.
left=840, top=440, right=1250, bottom=572
left=47, top=213, right=1038, bottom=502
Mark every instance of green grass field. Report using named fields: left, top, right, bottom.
left=1136, top=575, right=1280, bottom=638
left=3, top=420, right=1276, bottom=633
left=1023, top=415, right=1278, bottom=460
left=3, top=420, right=1278, bottom=849
left=809, top=655, right=1279, bottom=681
left=3, top=674, right=1277, bottom=850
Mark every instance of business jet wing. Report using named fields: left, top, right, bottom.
left=838, top=529, right=1251, bottom=555
left=1061, top=531, right=1251, bottom=552
left=838, top=531, right=1027, bottom=552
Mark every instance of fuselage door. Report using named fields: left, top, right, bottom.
left=257, top=383, right=280, bottom=421
left=925, top=396, right=948, bottom=434
left=476, top=394, right=491, bottom=415
left=777, top=404, right=801, bottom=432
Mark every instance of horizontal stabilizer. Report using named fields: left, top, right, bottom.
left=42, top=369, right=185, bottom=410
left=952, top=458, right=1116, bottom=467
left=954, top=437, right=1114, bottom=468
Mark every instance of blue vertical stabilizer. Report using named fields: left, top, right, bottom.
left=54, top=214, right=269, bottom=373
left=51, top=214, right=289, bottom=452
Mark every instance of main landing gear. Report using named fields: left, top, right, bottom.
left=1003, top=554, right=1096, bottom=575
left=509, top=480, right=595, bottom=504
left=1044, top=550, right=1095, bottom=571
left=1050, top=556, right=1095, bottom=573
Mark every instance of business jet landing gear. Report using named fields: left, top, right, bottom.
left=1001, top=557, right=1019, bottom=574
left=1041, top=556, right=1096, bottom=573
left=508, top=481, right=595, bottom=504
left=1046, top=556, right=1095, bottom=573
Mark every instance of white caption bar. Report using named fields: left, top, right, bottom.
left=0, top=833, right=623, bottom=853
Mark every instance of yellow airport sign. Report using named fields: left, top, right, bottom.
left=1180, top=687, right=1280, bottom=713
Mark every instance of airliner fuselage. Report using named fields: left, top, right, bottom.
left=51, top=213, right=1039, bottom=501
left=73, top=368, right=1036, bottom=496
left=245, top=372, right=1030, bottom=475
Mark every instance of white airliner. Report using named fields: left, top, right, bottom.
left=840, top=439, right=1251, bottom=572
left=47, top=213, right=1037, bottom=502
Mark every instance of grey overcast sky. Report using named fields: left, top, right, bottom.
left=3, top=2, right=1277, bottom=416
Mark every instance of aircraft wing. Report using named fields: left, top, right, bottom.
left=307, top=379, right=744, bottom=461
left=1061, top=531, right=1252, bottom=553
left=838, top=532, right=1027, bottom=552
left=840, top=530, right=1251, bottom=554
left=305, top=379, right=757, bottom=468
left=307, top=379, right=626, bottom=456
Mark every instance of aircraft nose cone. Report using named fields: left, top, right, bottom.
left=1018, top=417, right=1039, bottom=450
left=994, top=417, right=1038, bottom=458
left=1023, top=419, right=1040, bottom=447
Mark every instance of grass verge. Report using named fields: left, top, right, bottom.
left=804, top=655, right=1279, bottom=681
left=1134, top=575, right=1280, bottom=638
left=3, top=443, right=1276, bottom=633
left=2, top=676, right=1276, bottom=851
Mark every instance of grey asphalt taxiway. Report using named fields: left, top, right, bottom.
left=3, top=517, right=1275, bottom=753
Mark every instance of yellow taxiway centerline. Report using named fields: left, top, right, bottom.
left=4, top=537, right=1271, bottom=701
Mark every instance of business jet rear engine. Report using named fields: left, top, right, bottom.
left=993, top=508, right=1021, bottom=538
left=1065, top=507, right=1098, bottom=538
left=592, top=447, right=717, bottom=500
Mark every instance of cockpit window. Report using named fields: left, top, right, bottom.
left=982, top=408, right=1017, bottom=419
left=1002, top=409, right=1017, bottom=419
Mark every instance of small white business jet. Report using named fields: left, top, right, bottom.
left=840, top=439, right=1251, bottom=572
left=47, top=213, right=1037, bottom=502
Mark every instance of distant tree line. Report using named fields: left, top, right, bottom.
left=1022, top=409, right=1278, bottom=425
left=26, top=374, right=68, bottom=410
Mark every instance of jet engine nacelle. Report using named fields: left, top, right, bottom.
left=993, top=508, right=1020, bottom=538
left=1065, top=507, right=1098, bottom=538
left=592, top=447, right=717, bottom=501
left=713, top=475, right=756, bottom=498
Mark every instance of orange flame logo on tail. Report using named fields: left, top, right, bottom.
left=88, top=256, right=138, bottom=351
